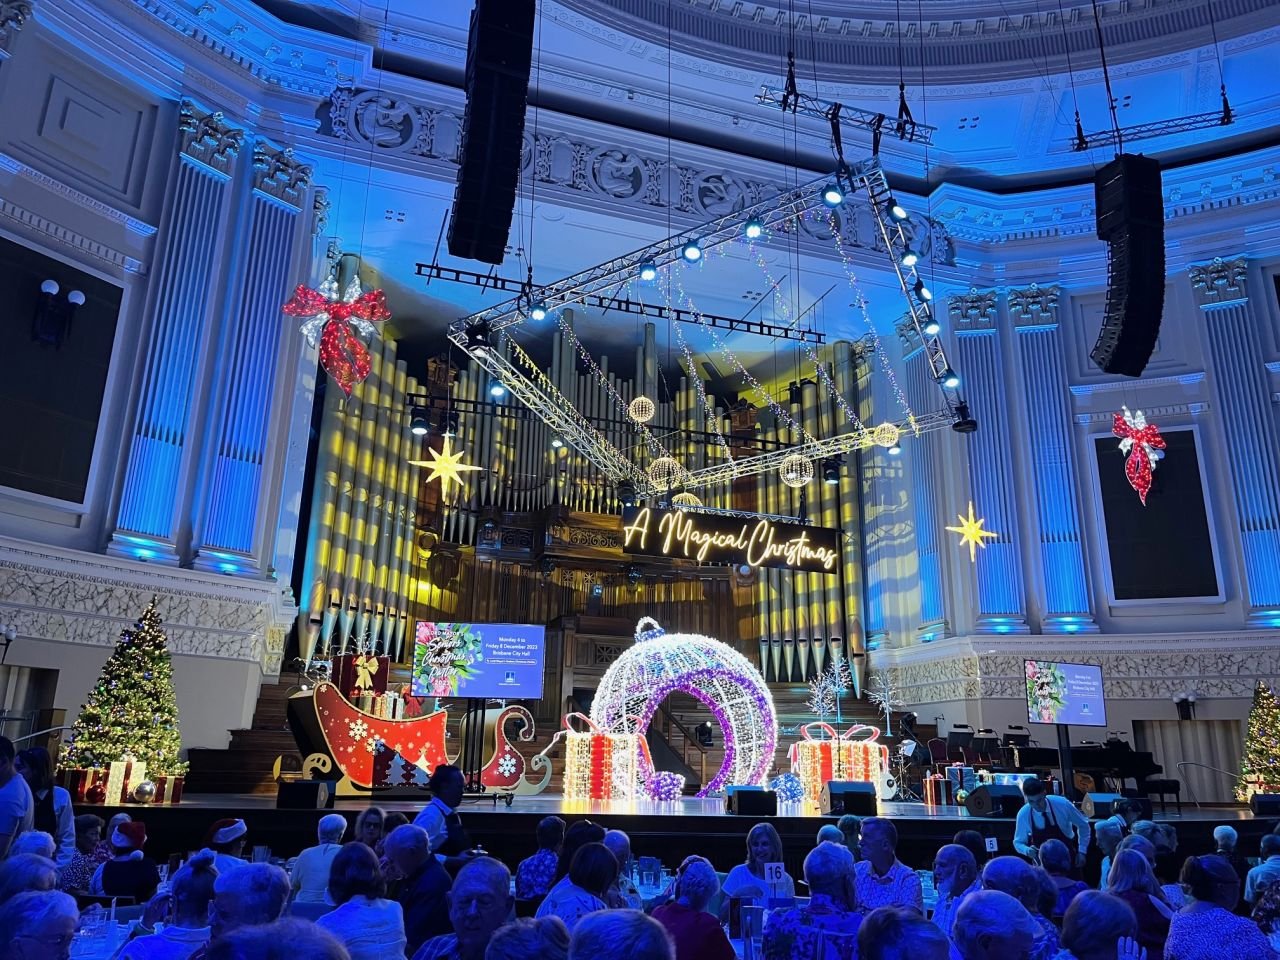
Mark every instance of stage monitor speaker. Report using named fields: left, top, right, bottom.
left=1090, top=153, right=1165, bottom=377
left=726, top=786, right=778, bottom=816
left=1082, top=793, right=1154, bottom=820
left=964, top=784, right=1025, bottom=818
left=447, top=0, right=536, bottom=265
left=1251, top=794, right=1280, bottom=816
left=276, top=780, right=336, bottom=809
left=820, top=781, right=878, bottom=816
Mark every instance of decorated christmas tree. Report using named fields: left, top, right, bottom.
left=62, top=598, right=187, bottom=775
left=1237, top=680, right=1280, bottom=801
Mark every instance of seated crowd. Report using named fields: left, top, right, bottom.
left=5, top=744, right=1280, bottom=960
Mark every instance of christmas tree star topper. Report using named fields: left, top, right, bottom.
left=408, top=435, right=484, bottom=492
left=946, top=501, right=1000, bottom=562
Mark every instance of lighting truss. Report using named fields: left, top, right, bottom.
left=754, top=85, right=938, bottom=146
left=1072, top=107, right=1235, bottom=152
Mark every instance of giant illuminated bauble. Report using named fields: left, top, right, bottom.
left=647, top=456, right=685, bottom=490
left=591, top=617, right=777, bottom=796
left=671, top=491, right=702, bottom=508
left=629, top=396, right=655, bottom=424
left=872, top=422, right=901, bottom=448
left=779, top=453, right=813, bottom=488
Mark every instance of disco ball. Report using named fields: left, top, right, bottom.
left=647, top=456, right=685, bottom=490
left=132, top=780, right=157, bottom=803
left=779, top=453, right=813, bottom=488
left=628, top=396, right=655, bottom=424
left=671, top=492, right=702, bottom=508
left=872, top=422, right=901, bottom=448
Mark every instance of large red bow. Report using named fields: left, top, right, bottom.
left=1112, top=407, right=1165, bottom=505
left=283, top=278, right=391, bottom=395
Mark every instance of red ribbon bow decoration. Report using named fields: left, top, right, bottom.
left=283, top=276, right=392, bottom=395
left=1112, top=406, right=1166, bottom=505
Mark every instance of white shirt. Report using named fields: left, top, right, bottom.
left=291, top=842, right=343, bottom=903
left=35, top=786, right=76, bottom=869
left=1013, top=795, right=1091, bottom=859
left=534, top=877, right=608, bottom=932
left=316, top=896, right=407, bottom=960
left=411, top=798, right=453, bottom=854
left=721, top=863, right=796, bottom=901
left=0, top=774, right=34, bottom=858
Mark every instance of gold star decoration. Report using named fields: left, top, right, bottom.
left=946, top=501, right=1000, bottom=562
left=408, top=436, right=484, bottom=492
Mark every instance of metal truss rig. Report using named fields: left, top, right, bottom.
left=448, top=156, right=966, bottom=490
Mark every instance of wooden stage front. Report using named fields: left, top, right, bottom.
left=88, top=793, right=1271, bottom=878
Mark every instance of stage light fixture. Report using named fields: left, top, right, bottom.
left=939, top=367, right=960, bottom=389
left=638, top=260, right=658, bottom=281
left=922, top=312, right=941, bottom=337
left=681, top=240, right=704, bottom=263
left=464, top=322, right=492, bottom=357
left=900, top=247, right=920, bottom=268
left=913, top=278, right=932, bottom=302
left=822, top=182, right=844, bottom=207
left=822, top=458, right=841, bottom=485
left=617, top=480, right=638, bottom=507
left=489, top=380, right=508, bottom=399
left=951, top=401, right=979, bottom=434
left=441, top=412, right=459, bottom=438
left=887, top=197, right=909, bottom=222
left=410, top=408, right=429, bottom=436
left=744, top=218, right=764, bottom=240
left=887, top=441, right=902, bottom=455
left=528, top=300, right=548, bottom=321
left=550, top=436, right=564, bottom=449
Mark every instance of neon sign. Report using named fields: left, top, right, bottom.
left=620, top=507, right=840, bottom=574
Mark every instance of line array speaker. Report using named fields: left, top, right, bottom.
left=447, top=0, right=536, bottom=265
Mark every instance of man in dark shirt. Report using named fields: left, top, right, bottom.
left=384, top=823, right=452, bottom=955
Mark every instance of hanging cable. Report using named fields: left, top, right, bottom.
left=1053, top=0, right=1090, bottom=152
left=1205, top=0, right=1233, bottom=124
left=894, top=0, right=914, bottom=138
left=1088, top=0, right=1123, bottom=153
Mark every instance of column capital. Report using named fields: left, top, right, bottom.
left=178, top=99, right=244, bottom=175
left=252, top=142, right=311, bottom=209
left=1188, top=255, right=1248, bottom=308
left=896, top=313, right=922, bottom=356
left=948, top=287, right=999, bottom=332
left=0, top=1, right=32, bottom=60
left=312, top=186, right=331, bottom=237
left=1009, top=283, right=1061, bottom=327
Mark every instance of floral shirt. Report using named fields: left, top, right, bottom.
left=514, top=849, right=558, bottom=899
left=534, top=876, right=608, bottom=932
left=1164, top=906, right=1276, bottom=960
left=1031, top=912, right=1060, bottom=960
left=762, top=893, right=862, bottom=960
left=60, top=851, right=98, bottom=892
left=853, top=860, right=923, bottom=913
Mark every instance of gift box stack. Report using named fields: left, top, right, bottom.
left=945, top=763, right=978, bottom=796
left=353, top=690, right=403, bottom=719
left=331, top=653, right=389, bottom=700
left=60, top=759, right=184, bottom=805
left=560, top=714, right=642, bottom=801
left=788, top=723, right=888, bottom=806
left=923, top=774, right=954, bottom=807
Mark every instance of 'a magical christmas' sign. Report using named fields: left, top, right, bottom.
left=621, top=506, right=840, bottom=574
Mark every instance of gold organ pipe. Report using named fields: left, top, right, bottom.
left=296, top=377, right=344, bottom=662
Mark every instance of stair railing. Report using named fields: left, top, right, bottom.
left=655, top=701, right=708, bottom=787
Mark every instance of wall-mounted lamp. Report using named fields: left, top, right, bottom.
left=33, top=279, right=85, bottom=349
left=1174, top=690, right=1198, bottom=721
left=0, top=621, right=17, bottom=665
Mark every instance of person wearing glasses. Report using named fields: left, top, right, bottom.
left=0, top=889, right=79, bottom=960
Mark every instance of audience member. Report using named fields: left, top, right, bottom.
left=858, top=906, right=950, bottom=960
left=721, top=822, right=795, bottom=906
left=384, top=824, right=453, bottom=956
left=413, top=857, right=512, bottom=960
left=652, top=856, right=733, bottom=960
left=1214, top=824, right=1250, bottom=889
left=837, top=815, right=862, bottom=860
left=1094, top=819, right=1124, bottom=890
left=205, top=917, right=350, bottom=960
left=980, top=856, right=1058, bottom=960
left=207, top=862, right=290, bottom=942
left=514, top=816, right=563, bottom=900
left=90, top=820, right=160, bottom=902
left=1164, top=854, right=1274, bottom=959
left=1105, top=849, right=1172, bottom=956
left=1040, top=838, right=1088, bottom=919
left=414, top=765, right=471, bottom=860
left=854, top=818, right=922, bottom=913
left=1250, top=881, right=1280, bottom=953
left=553, top=821, right=606, bottom=884
left=568, top=909, right=674, bottom=960
left=1097, top=799, right=1144, bottom=839
left=1057, top=890, right=1143, bottom=960
left=484, top=916, right=570, bottom=960
left=13, top=749, right=73, bottom=869
left=0, top=853, right=57, bottom=904
left=952, top=889, right=1039, bottom=960
left=762, top=841, right=861, bottom=960
left=817, top=824, right=844, bottom=845
left=536, top=843, right=616, bottom=932
left=354, top=807, right=385, bottom=850
left=378, top=812, right=409, bottom=857
left=1013, top=777, right=1089, bottom=867
left=0, top=736, right=33, bottom=860
left=11, top=832, right=55, bottom=860
left=1246, top=834, right=1280, bottom=906
left=59, top=814, right=103, bottom=892
left=930, top=843, right=978, bottom=937
left=316, top=842, right=406, bottom=960
left=95, top=813, right=132, bottom=862
left=291, top=813, right=347, bottom=903
left=204, top=818, right=248, bottom=876
left=119, top=849, right=218, bottom=960
left=0, top=889, right=79, bottom=959
left=952, top=830, right=989, bottom=866
left=601, top=830, right=640, bottom=909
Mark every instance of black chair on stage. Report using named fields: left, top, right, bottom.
left=927, top=738, right=950, bottom=768
left=972, top=729, right=1002, bottom=766
left=1004, top=725, right=1032, bottom=747
left=1141, top=778, right=1182, bottom=814
left=947, top=724, right=975, bottom=762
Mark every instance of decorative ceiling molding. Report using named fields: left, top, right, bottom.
left=0, top=152, right=156, bottom=236
left=1073, top=402, right=1209, bottom=424
left=1068, top=371, right=1206, bottom=396
left=0, top=197, right=146, bottom=275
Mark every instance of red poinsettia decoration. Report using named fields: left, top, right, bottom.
left=1113, top=406, right=1166, bottom=505
left=283, top=275, right=392, bottom=395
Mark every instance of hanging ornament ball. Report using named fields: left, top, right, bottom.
left=671, top=492, right=702, bottom=509
left=647, top=771, right=685, bottom=802
left=872, top=422, right=901, bottom=448
left=955, top=789, right=969, bottom=805
left=132, top=780, right=157, bottom=803
left=628, top=396, right=655, bottom=424
left=647, top=456, right=685, bottom=490
left=779, top=453, right=814, bottom=488
left=635, top=616, right=666, bottom=643
left=86, top=783, right=107, bottom=805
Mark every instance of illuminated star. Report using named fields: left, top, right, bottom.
left=946, top=501, right=1000, bottom=562
left=409, top=436, right=484, bottom=492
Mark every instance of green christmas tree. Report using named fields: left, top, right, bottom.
left=62, top=598, right=187, bottom=776
left=1237, top=680, right=1280, bottom=801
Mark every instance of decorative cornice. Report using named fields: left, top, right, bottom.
left=0, top=197, right=145, bottom=274
left=178, top=99, right=244, bottom=176
left=1068, top=371, right=1206, bottom=396
left=0, top=151, right=156, bottom=236
left=1074, top=402, right=1209, bottom=425
left=0, top=0, right=32, bottom=60
left=1008, top=283, right=1061, bottom=327
left=251, top=142, right=310, bottom=209
left=948, top=287, right=999, bottom=331
left=1188, top=255, right=1249, bottom=307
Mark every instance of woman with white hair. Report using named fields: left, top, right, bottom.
left=9, top=832, right=55, bottom=861
left=0, top=889, right=79, bottom=960
left=569, top=910, right=674, bottom=960
left=652, top=856, right=734, bottom=960
left=0, top=854, right=57, bottom=906
left=484, top=916, right=570, bottom=960
left=291, top=813, right=348, bottom=903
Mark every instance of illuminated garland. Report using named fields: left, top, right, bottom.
left=507, top=339, right=620, bottom=454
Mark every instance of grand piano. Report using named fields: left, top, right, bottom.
left=1000, top=741, right=1162, bottom=792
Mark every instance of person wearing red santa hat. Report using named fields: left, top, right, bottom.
left=205, top=819, right=249, bottom=876
left=90, top=819, right=160, bottom=902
